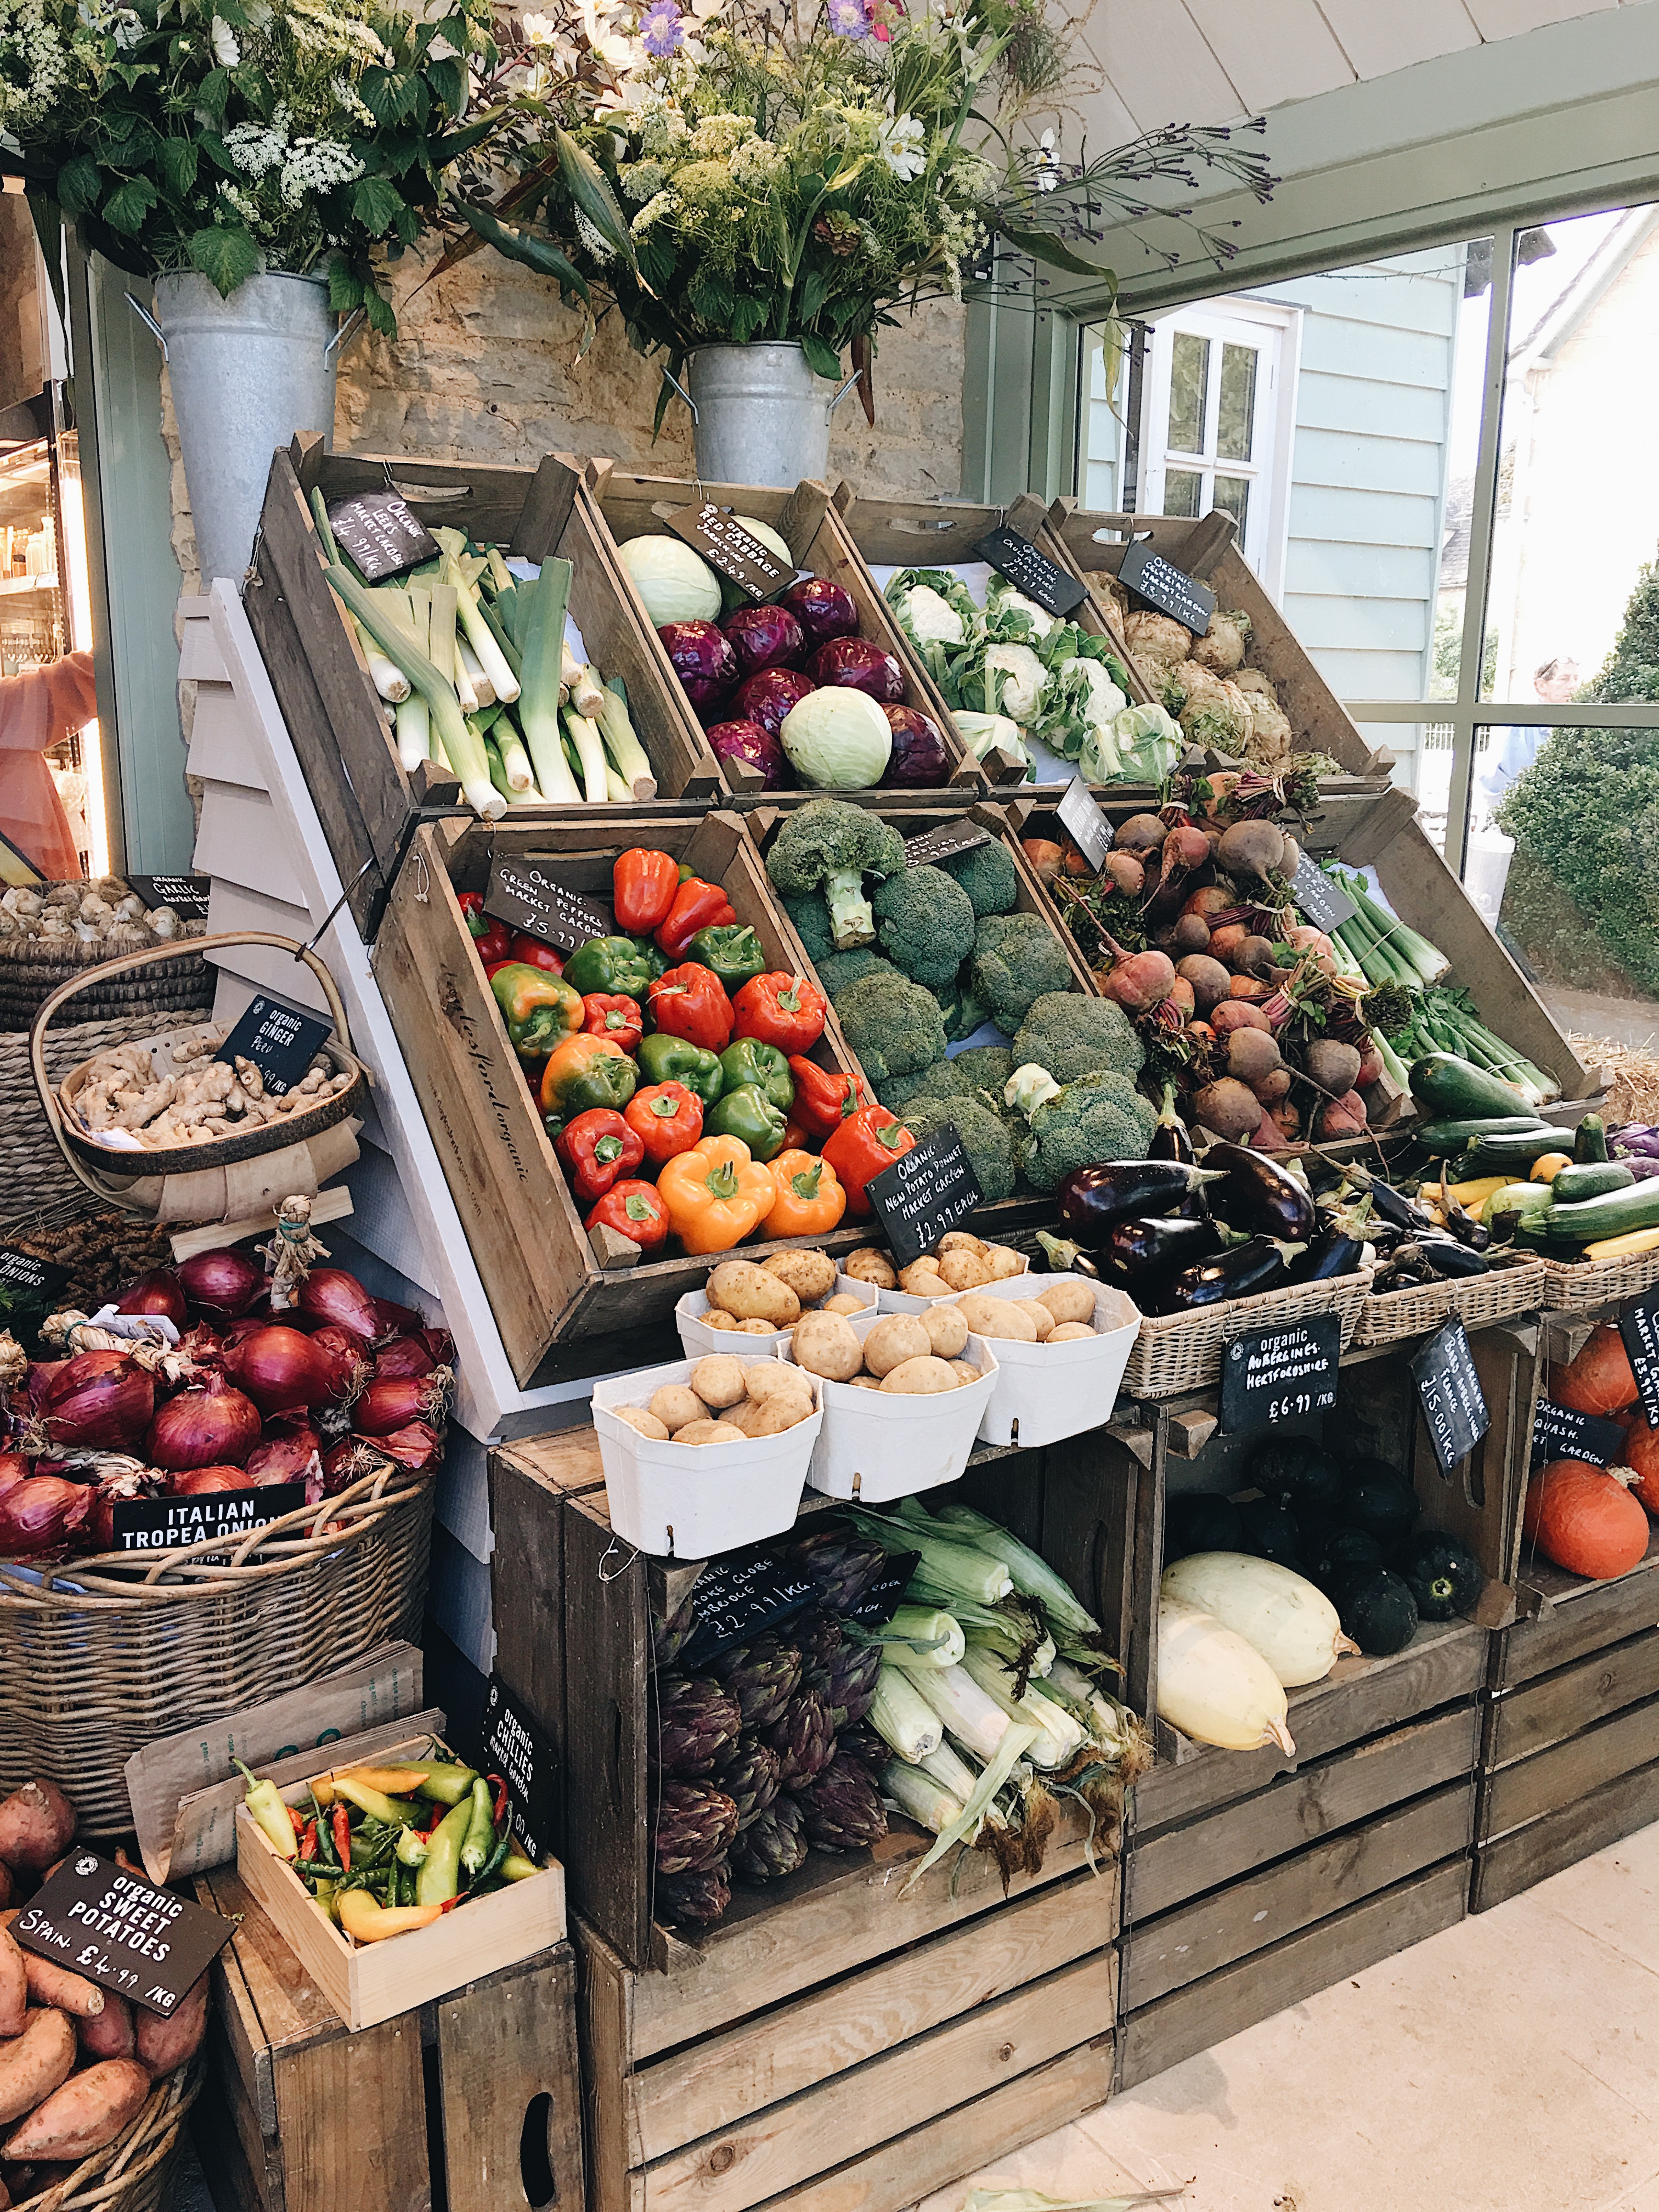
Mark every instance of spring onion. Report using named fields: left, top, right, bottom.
left=869, top=1664, right=943, bottom=1764
left=516, top=558, right=582, bottom=803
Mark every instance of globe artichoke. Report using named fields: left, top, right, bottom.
left=653, top=1598, right=696, bottom=1668
left=713, top=1735, right=782, bottom=1832
left=792, top=1607, right=844, bottom=1699
left=822, top=1639, right=881, bottom=1729
left=656, top=1858, right=731, bottom=1927
left=653, top=1780, right=740, bottom=1874
left=794, top=1754, right=889, bottom=1853
left=763, top=1688, right=837, bottom=1790
left=709, top=1633, right=802, bottom=1730
left=652, top=1675, right=741, bottom=1777
left=788, top=1526, right=890, bottom=1614
left=836, top=1719, right=889, bottom=1780
left=730, top=1794, right=808, bottom=1884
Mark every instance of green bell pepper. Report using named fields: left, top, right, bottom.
left=628, top=935, right=668, bottom=982
left=490, top=963, right=583, bottom=1065
left=636, top=1030, right=724, bottom=1106
left=707, top=1083, right=787, bottom=1160
left=716, top=1037, right=794, bottom=1114
left=564, top=936, right=656, bottom=1000
left=690, top=923, right=766, bottom=998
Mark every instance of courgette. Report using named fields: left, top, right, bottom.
left=1413, top=1115, right=1552, bottom=1154
left=1481, top=1181, right=1553, bottom=1227
left=1538, top=1179, right=1659, bottom=1243
left=1460, top=1128, right=1571, bottom=1176
left=1410, top=1053, right=1534, bottom=1122
left=1575, top=1113, right=1609, bottom=1165
left=1547, top=1161, right=1634, bottom=1205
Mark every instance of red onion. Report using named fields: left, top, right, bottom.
left=176, top=1323, right=225, bottom=1369
left=27, top=1361, right=64, bottom=1407
left=224, top=1327, right=335, bottom=1417
left=177, top=1248, right=266, bottom=1321
left=88, top=1466, right=160, bottom=1550
left=146, top=1373, right=261, bottom=1471
left=371, top=1295, right=425, bottom=1340
left=297, top=1268, right=381, bottom=1343
left=40, top=1352, right=154, bottom=1450
left=167, top=1466, right=255, bottom=1497
left=374, top=1421, right=443, bottom=1474
left=419, top=1327, right=455, bottom=1368
left=353, top=1368, right=453, bottom=1437
left=371, top=1336, right=434, bottom=1382
left=308, top=1324, right=371, bottom=1404
left=320, top=1437, right=390, bottom=1497
left=0, top=1453, right=29, bottom=1498
left=247, top=1417, right=323, bottom=1489
left=116, top=1269, right=188, bottom=1329
left=0, top=1476, right=94, bottom=1559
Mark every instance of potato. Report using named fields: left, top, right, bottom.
left=0, top=1782, right=74, bottom=1876
left=3, top=2057, right=150, bottom=2161
left=743, top=1364, right=803, bottom=1406
left=0, top=1931, right=22, bottom=2040
left=647, top=1384, right=708, bottom=1434
left=135, top=1976, right=206, bottom=2079
left=734, top=1319, right=777, bottom=1335
left=880, top=1356, right=960, bottom=1394
left=673, top=1420, right=746, bottom=1446
left=1047, top=1322, right=1096, bottom=1342
left=77, top=1993, right=135, bottom=2063
left=897, top=1261, right=950, bottom=1297
left=921, top=1305, right=969, bottom=1361
left=744, top=1395, right=812, bottom=1437
left=707, top=1261, right=799, bottom=1326
left=0, top=2010, right=75, bottom=2125
left=701, top=1308, right=740, bottom=1332
left=19, top=1956, right=101, bottom=2021
left=956, top=1294, right=1039, bottom=1342
left=821, top=1293, right=865, bottom=1317
left=936, top=1232, right=988, bottom=1258
left=1025, top=1302, right=1054, bottom=1340
left=613, top=1406, right=670, bottom=1442
left=843, top=1247, right=896, bottom=1289
left=847, top=1374, right=885, bottom=1390
left=1036, top=1279, right=1096, bottom=1327
left=690, top=1355, right=748, bottom=1410
left=764, top=1250, right=837, bottom=1305
left=862, top=1314, right=930, bottom=1378
left=0, top=1865, right=10, bottom=1911
left=791, top=1311, right=863, bottom=1383
left=938, top=1250, right=992, bottom=1291
left=949, top=1361, right=982, bottom=1385
left=981, top=1245, right=1025, bottom=1281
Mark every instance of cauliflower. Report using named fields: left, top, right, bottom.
left=1190, top=608, right=1250, bottom=676
left=904, top=583, right=967, bottom=645
left=986, top=578, right=1056, bottom=641
left=1080, top=701, right=1183, bottom=786
left=985, top=642, right=1048, bottom=723
left=956, top=711, right=1031, bottom=776
left=884, top=568, right=980, bottom=689
left=1040, top=653, right=1128, bottom=761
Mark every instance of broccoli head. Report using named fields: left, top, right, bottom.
left=871, top=865, right=977, bottom=995
left=938, top=840, right=1019, bottom=917
left=970, top=912, right=1075, bottom=1033
left=767, top=800, right=906, bottom=949
left=952, top=1043, right=1016, bottom=1109
left=938, top=970, right=990, bottom=1042
left=1014, top=1070, right=1158, bottom=1192
left=833, top=970, right=947, bottom=1091
left=896, top=1097, right=1016, bottom=1204
left=1012, top=992, right=1146, bottom=1086
left=883, top=1058, right=973, bottom=1110
left=781, top=891, right=836, bottom=966
left=818, top=948, right=900, bottom=1001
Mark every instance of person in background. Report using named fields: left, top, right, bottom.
left=1471, top=656, right=1581, bottom=830
left=0, top=647, right=96, bottom=879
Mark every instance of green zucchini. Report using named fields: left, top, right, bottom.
left=1412, top=1115, right=1551, bottom=1155
left=1410, top=1052, right=1534, bottom=1122
left=1461, top=1128, right=1572, bottom=1176
left=1538, top=1179, right=1659, bottom=1243
left=1481, top=1181, right=1552, bottom=1227
left=1548, top=1161, right=1634, bottom=1205
left=1574, top=1113, right=1609, bottom=1165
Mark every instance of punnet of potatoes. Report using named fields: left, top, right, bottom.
left=698, top=1251, right=869, bottom=1335
left=611, top=1357, right=817, bottom=1445
left=843, top=1231, right=1026, bottom=1300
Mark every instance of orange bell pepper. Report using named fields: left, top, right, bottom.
left=765, top=1150, right=847, bottom=1238
left=657, top=1134, right=776, bottom=1254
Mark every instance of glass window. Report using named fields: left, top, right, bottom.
left=1167, top=331, right=1209, bottom=454
left=1217, top=342, right=1256, bottom=462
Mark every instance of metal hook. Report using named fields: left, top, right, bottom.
left=325, top=308, right=366, bottom=366
left=597, top=1539, right=639, bottom=1583
left=661, top=364, right=698, bottom=425
left=301, top=853, right=378, bottom=955
left=123, top=292, right=167, bottom=362
left=827, top=371, right=862, bottom=417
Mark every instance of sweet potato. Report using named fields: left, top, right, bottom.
left=0, top=1932, right=22, bottom=2039
left=77, top=1993, right=134, bottom=2062
left=0, top=1784, right=75, bottom=1876
left=19, top=1956, right=103, bottom=2021
left=0, top=1866, right=10, bottom=1912
left=135, top=1977, right=207, bottom=2079
left=3, top=2057, right=150, bottom=2161
left=0, top=2010, right=75, bottom=2124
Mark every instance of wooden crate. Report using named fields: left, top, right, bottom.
left=193, top=1865, right=584, bottom=2212
left=489, top=1416, right=1150, bottom=1971
left=370, top=806, right=870, bottom=1384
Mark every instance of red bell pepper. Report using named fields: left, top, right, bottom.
left=656, top=877, right=737, bottom=961
left=624, top=1081, right=704, bottom=1165
left=613, top=848, right=681, bottom=936
left=585, top=1180, right=669, bottom=1251
left=554, top=1108, right=645, bottom=1201
left=787, top=1057, right=866, bottom=1138
left=647, top=962, right=733, bottom=1052
left=582, top=993, right=644, bottom=1054
left=459, top=892, right=511, bottom=967
left=735, top=972, right=827, bottom=1056
left=821, top=1103, right=915, bottom=1218
left=507, top=931, right=565, bottom=976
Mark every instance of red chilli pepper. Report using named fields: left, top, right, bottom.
left=288, top=1804, right=307, bottom=1836
left=655, top=877, right=736, bottom=961
left=300, top=1818, right=318, bottom=1864
left=332, top=1802, right=352, bottom=1872
left=489, top=1774, right=509, bottom=1827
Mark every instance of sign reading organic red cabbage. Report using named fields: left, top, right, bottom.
left=664, top=504, right=793, bottom=603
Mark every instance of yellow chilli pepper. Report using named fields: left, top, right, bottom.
left=336, top=1888, right=443, bottom=1944
left=656, top=1133, right=777, bottom=1254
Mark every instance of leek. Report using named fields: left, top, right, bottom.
left=458, top=633, right=496, bottom=710
left=562, top=642, right=605, bottom=718
left=896, top=1661, right=1012, bottom=1765
left=485, top=548, right=515, bottom=597
left=324, top=563, right=502, bottom=820
left=605, top=764, right=633, bottom=802
left=563, top=707, right=610, bottom=804
left=429, top=583, right=462, bottom=713
left=446, top=554, right=520, bottom=704
left=597, top=679, right=657, bottom=798
left=960, top=1650, right=1084, bottom=1769
left=851, top=1605, right=965, bottom=1668
left=496, top=718, right=535, bottom=794
left=477, top=594, right=523, bottom=681
left=393, top=590, right=431, bottom=771
left=307, top=489, right=406, bottom=705
left=516, top=558, right=582, bottom=803
left=482, top=732, right=510, bottom=803
left=882, top=1760, right=963, bottom=1837
left=869, top=1664, right=943, bottom=1763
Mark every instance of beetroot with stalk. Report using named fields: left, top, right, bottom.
left=806, top=636, right=904, bottom=702
left=1101, top=851, right=1144, bottom=898
left=1216, top=819, right=1287, bottom=880
left=1177, top=955, right=1231, bottom=1013
left=722, top=603, right=805, bottom=676
left=730, top=667, right=815, bottom=740
left=1192, top=1078, right=1262, bottom=1142
left=1114, top=814, right=1167, bottom=857
left=778, top=575, right=859, bottom=648
left=1095, top=936, right=1176, bottom=1015
left=658, top=619, right=738, bottom=714
left=1170, top=913, right=1210, bottom=955
left=880, top=703, right=950, bottom=787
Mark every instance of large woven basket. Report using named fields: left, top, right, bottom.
left=1121, top=1269, right=1373, bottom=1400
left=1352, top=1255, right=1547, bottom=1348
left=10, top=2057, right=202, bottom=2212
left=0, top=1464, right=435, bottom=1836
left=1540, top=1246, right=1659, bottom=1313
left=0, top=930, right=209, bottom=1031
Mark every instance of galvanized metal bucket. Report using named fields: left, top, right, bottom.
left=684, top=342, right=860, bottom=488
left=139, top=273, right=358, bottom=588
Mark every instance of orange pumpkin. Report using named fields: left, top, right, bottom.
left=1525, top=1458, right=1650, bottom=1580
left=1622, top=1413, right=1659, bottom=1516
left=1554, top=1325, right=1638, bottom=1417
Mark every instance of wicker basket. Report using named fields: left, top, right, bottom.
left=0, top=1464, right=435, bottom=1836
left=1540, top=1246, right=1659, bottom=1313
left=0, top=1210, right=175, bottom=1309
left=1352, top=1256, right=1547, bottom=1348
left=0, top=1015, right=212, bottom=1226
left=1121, top=1269, right=1373, bottom=1400
left=0, top=925, right=209, bottom=1031
left=9, top=2057, right=202, bottom=2212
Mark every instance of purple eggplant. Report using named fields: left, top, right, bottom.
left=1292, top=1194, right=1372, bottom=1283
left=1157, top=1235, right=1306, bottom=1313
left=780, top=575, right=859, bottom=648
left=659, top=619, right=738, bottom=714
left=1102, top=1214, right=1222, bottom=1284
left=706, top=718, right=792, bottom=789
left=731, top=666, right=816, bottom=738
left=723, top=603, right=805, bottom=677
left=1056, top=1160, right=1224, bottom=1248
left=1205, top=1144, right=1316, bottom=1241
left=806, top=636, right=904, bottom=703
left=880, top=704, right=950, bottom=787
left=1147, top=1082, right=1196, bottom=1166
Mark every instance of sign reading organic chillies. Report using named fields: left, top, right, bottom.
left=481, top=1672, right=557, bottom=1868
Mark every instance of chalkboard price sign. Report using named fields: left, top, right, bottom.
left=844, top=1550, right=922, bottom=1627
left=1290, top=853, right=1357, bottom=934
left=972, top=527, right=1087, bottom=621
left=904, top=820, right=991, bottom=870
left=1619, top=1289, right=1659, bottom=1427
left=13, top=1852, right=236, bottom=2016
left=865, top=1127, right=984, bottom=1272
left=127, top=874, right=212, bottom=918
left=482, top=1672, right=557, bottom=1867
left=666, top=504, right=794, bottom=603
left=215, top=994, right=333, bottom=1096
left=484, top=855, right=615, bottom=952
left=1057, top=777, right=1114, bottom=872
left=1219, top=1312, right=1341, bottom=1436
left=110, top=1483, right=305, bottom=1561
left=1116, top=537, right=1215, bottom=636
left=1412, top=1316, right=1490, bottom=1472
left=1531, top=1397, right=1627, bottom=1471
left=0, top=1245, right=70, bottom=1323
left=325, top=489, right=440, bottom=582
left=677, top=1550, right=820, bottom=1668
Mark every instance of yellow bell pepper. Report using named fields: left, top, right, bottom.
left=657, top=1133, right=777, bottom=1254
left=336, top=1887, right=444, bottom=1944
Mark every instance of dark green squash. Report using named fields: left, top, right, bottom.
left=1393, top=1531, right=1482, bottom=1621
left=1310, top=1526, right=1384, bottom=1592
left=1345, top=1463, right=1420, bottom=1543
left=1235, top=1497, right=1304, bottom=1571
left=1331, top=1567, right=1420, bottom=1655
left=1163, top=1492, right=1244, bottom=1564
left=1249, top=1436, right=1344, bottom=1521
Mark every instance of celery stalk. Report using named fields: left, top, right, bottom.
left=515, top=558, right=581, bottom=802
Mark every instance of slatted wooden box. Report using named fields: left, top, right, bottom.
left=193, top=1865, right=583, bottom=2212
left=370, top=806, right=868, bottom=1384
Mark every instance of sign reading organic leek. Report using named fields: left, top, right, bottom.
left=972, top=525, right=1086, bottom=620
left=664, top=504, right=793, bottom=603
left=325, top=489, right=440, bottom=582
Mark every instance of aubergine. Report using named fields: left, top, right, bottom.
left=1294, top=1194, right=1373, bottom=1283
left=1102, top=1214, right=1222, bottom=1282
left=1156, top=1234, right=1305, bottom=1312
left=1205, top=1144, right=1316, bottom=1240
left=1148, top=1084, right=1196, bottom=1166
left=1361, top=1177, right=1438, bottom=1236
left=1056, top=1160, right=1223, bottom=1247
left=1412, top=1235, right=1491, bottom=1279
left=1033, top=1231, right=1102, bottom=1281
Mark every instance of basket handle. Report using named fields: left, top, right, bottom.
left=27, top=931, right=359, bottom=1205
